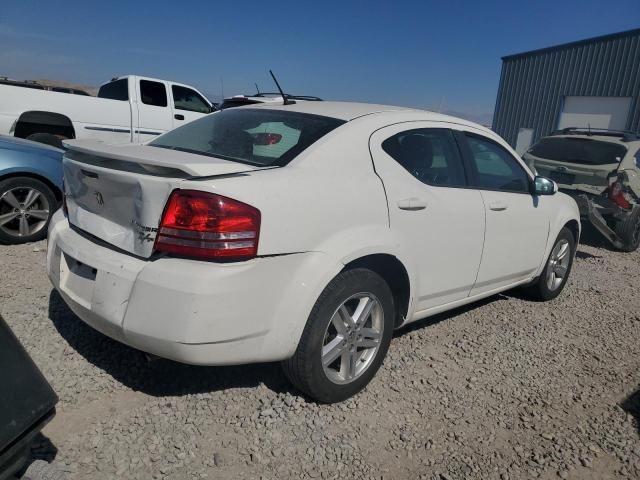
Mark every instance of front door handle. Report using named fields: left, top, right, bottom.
left=174, top=114, right=185, bottom=121
left=488, top=201, right=508, bottom=211
left=397, top=198, right=427, bottom=211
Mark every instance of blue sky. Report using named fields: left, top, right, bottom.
left=1, top=0, right=638, bottom=123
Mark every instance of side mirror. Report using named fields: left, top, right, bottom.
left=532, top=176, right=557, bottom=196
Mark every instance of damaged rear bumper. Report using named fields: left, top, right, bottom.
left=565, top=190, right=638, bottom=249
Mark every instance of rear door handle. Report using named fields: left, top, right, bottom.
left=488, top=201, right=508, bottom=211
left=174, top=114, right=185, bottom=121
left=397, top=198, right=427, bottom=211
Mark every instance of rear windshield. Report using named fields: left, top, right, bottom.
left=528, top=137, right=627, bottom=165
left=98, top=79, right=129, bottom=101
left=218, top=99, right=261, bottom=110
left=150, top=108, right=345, bottom=167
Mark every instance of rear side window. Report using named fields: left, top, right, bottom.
left=140, top=80, right=167, bottom=107
left=464, top=133, right=530, bottom=193
left=150, top=108, right=345, bottom=167
left=382, top=129, right=467, bottom=187
left=98, top=79, right=128, bottom=101
left=528, top=137, right=627, bottom=165
left=172, top=85, right=210, bottom=113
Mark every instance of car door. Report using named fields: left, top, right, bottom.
left=135, top=79, right=174, bottom=142
left=455, top=129, right=550, bottom=295
left=170, top=84, right=212, bottom=127
left=370, top=124, right=485, bottom=313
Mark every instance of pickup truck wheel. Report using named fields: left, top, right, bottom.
left=26, top=133, right=66, bottom=149
left=22, top=460, right=66, bottom=480
left=614, top=208, right=640, bottom=252
left=282, top=268, right=395, bottom=403
left=523, top=227, right=575, bottom=301
left=0, top=177, right=57, bottom=244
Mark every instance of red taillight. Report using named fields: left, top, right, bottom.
left=155, top=190, right=260, bottom=260
left=252, top=133, right=282, bottom=145
left=608, top=181, right=632, bottom=210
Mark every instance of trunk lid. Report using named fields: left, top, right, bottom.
left=524, top=136, right=627, bottom=195
left=62, top=140, right=263, bottom=258
left=525, top=154, right=619, bottom=195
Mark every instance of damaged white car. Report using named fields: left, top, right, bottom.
left=47, top=102, right=580, bottom=403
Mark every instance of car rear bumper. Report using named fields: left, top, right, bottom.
left=47, top=210, right=341, bottom=366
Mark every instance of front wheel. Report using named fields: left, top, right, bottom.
left=524, top=227, right=575, bottom=301
left=282, top=268, right=395, bottom=403
left=0, top=177, right=58, bottom=244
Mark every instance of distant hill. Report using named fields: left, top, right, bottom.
left=442, top=110, right=493, bottom=128
left=34, top=79, right=98, bottom=96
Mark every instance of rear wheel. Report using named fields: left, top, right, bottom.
left=26, top=133, right=66, bottom=149
left=0, top=177, right=57, bottom=244
left=282, top=268, right=395, bottom=403
left=523, top=227, right=575, bottom=301
left=614, top=208, right=640, bottom=252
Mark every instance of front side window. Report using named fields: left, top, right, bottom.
left=464, top=133, right=530, bottom=193
left=140, top=80, right=167, bottom=107
left=172, top=85, right=210, bottom=113
left=381, top=128, right=467, bottom=187
left=150, top=108, right=345, bottom=167
left=97, top=79, right=128, bottom=101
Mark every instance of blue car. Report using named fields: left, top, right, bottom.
left=0, top=135, right=63, bottom=244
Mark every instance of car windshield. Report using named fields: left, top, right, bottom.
left=528, top=137, right=627, bottom=165
left=150, top=108, right=345, bottom=167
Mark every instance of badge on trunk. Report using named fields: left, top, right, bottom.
left=94, top=191, right=104, bottom=207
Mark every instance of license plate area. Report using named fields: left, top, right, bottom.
left=60, top=253, right=97, bottom=309
left=549, top=171, right=575, bottom=185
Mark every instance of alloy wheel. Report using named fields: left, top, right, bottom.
left=321, top=293, right=384, bottom=385
left=546, top=239, right=570, bottom=291
left=0, top=187, right=51, bottom=238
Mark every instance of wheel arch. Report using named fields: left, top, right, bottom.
left=342, top=253, right=411, bottom=328
left=14, top=111, right=76, bottom=139
left=0, top=171, right=63, bottom=202
left=564, top=219, right=580, bottom=244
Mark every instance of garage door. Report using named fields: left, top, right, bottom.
left=557, top=96, right=632, bottom=131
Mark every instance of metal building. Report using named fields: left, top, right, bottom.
left=493, top=28, right=640, bottom=154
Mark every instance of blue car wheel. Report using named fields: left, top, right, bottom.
left=0, top=176, right=58, bottom=244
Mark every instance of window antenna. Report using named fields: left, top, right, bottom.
left=269, top=70, right=295, bottom=105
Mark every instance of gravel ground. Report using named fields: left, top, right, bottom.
left=1, top=226, right=639, bottom=480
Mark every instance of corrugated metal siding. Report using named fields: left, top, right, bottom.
left=493, top=30, right=640, bottom=147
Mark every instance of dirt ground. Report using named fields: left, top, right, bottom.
left=1, top=225, right=639, bottom=479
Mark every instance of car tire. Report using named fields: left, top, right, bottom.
left=0, top=177, right=58, bottom=245
left=523, top=227, right=575, bottom=301
left=614, top=208, right=640, bottom=252
left=26, top=133, right=66, bottom=149
left=282, top=268, right=395, bottom=403
left=22, top=460, right=66, bottom=480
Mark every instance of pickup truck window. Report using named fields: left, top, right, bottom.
left=140, top=80, right=168, bottom=107
left=172, top=85, right=210, bottom=114
left=97, top=79, right=129, bottom=101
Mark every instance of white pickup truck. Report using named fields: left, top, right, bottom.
left=0, top=75, right=215, bottom=146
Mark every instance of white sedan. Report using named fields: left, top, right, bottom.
left=47, top=102, right=580, bottom=403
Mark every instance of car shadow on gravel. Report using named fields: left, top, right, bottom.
left=578, top=223, right=615, bottom=252
left=621, top=387, right=640, bottom=437
left=47, top=290, right=296, bottom=398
